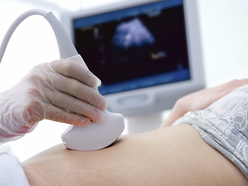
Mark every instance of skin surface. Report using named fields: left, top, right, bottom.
left=22, top=124, right=247, bottom=186
left=21, top=79, right=248, bottom=185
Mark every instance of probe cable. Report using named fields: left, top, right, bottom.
left=0, top=9, right=78, bottom=64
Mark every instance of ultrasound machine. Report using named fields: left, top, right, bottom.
left=61, top=0, right=205, bottom=132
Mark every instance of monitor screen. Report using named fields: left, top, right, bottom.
left=73, top=0, right=190, bottom=95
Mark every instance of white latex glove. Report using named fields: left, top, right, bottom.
left=0, top=59, right=108, bottom=142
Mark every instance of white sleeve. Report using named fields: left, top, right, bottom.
left=0, top=153, right=29, bottom=186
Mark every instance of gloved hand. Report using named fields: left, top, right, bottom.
left=0, top=59, right=108, bottom=142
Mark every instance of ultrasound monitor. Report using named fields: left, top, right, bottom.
left=61, top=0, right=205, bottom=116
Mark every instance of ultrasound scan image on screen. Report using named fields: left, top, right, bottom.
left=74, top=0, right=190, bottom=95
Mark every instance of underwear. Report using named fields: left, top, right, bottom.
left=174, top=85, right=248, bottom=179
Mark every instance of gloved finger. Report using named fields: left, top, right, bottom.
left=48, top=73, right=107, bottom=111
left=50, top=59, right=101, bottom=88
left=43, top=89, right=105, bottom=123
left=44, top=103, right=91, bottom=126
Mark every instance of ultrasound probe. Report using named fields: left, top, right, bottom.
left=0, top=9, right=125, bottom=151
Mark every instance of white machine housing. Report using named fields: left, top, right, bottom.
left=61, top=0, right=205, bottom=117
